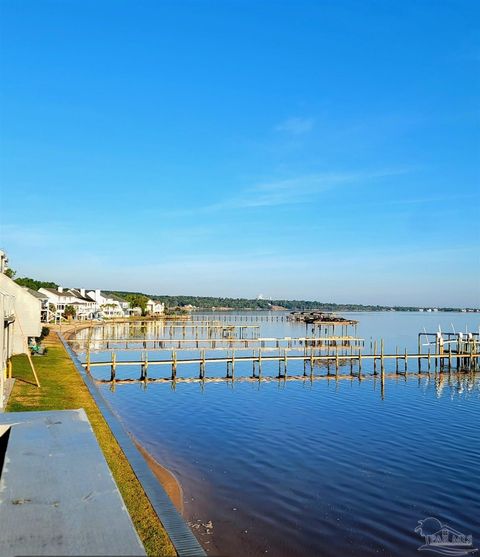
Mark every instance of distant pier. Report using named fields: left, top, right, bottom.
left=66, top=314, right=480, bottom=389
left=71, top=331, right=479, bottom=383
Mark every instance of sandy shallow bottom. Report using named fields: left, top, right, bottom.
left=132, top=437, right=184, bottom=514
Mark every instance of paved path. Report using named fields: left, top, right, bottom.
left=0, top=409, right=146, bottom=556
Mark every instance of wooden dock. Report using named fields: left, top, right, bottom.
left=70, top=324, right=480, bottom=384
left=82, top=347, right=480, bottom=382
left=190, top=314, right=287, bottom=322
left=69, top=335, right=365, bottom=352
left=73, top=322, right=262, bottom=341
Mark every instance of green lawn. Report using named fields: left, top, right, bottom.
left=7, top=333, right=176, bottom=557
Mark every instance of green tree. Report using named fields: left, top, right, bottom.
left=15, top=276, right=58, bottom=291
left=4, top=268, right=16, bottom=278
left=63, top=305, right=76, bottom=320
left=125, top=294, right=149, bottom=316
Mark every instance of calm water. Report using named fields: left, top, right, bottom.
left=74, top=312, right=480, bottom=556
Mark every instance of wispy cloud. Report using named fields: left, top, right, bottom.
left=153, top=166, right=414, bottom=218
left=275, top=117, right=315, bottom=135
left=208, top=167, right=412, bottom=210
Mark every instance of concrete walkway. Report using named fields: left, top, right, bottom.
left=0, top=409, right=146, bottom=556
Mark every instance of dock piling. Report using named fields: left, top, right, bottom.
left=110, top=352, right=116, bottom=382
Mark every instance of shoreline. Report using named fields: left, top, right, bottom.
left=7, top=332, right=177, bottom=556
left=131, top=436, right=184, bottom=515
left=62, top=322, right=185, bottom=514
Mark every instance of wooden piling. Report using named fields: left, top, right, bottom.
left=417, top=335, right=421, bottom=372
left=456, top=334, right=461, bottom=369
left=380, top=339, right=385, bottom=375
left=172, top=349, right=177, bottom=380
left=141, top=353, right=149, bottom=381
left=86, top=327, right=92, bottom=374
left=110, top=352, right=116, bottom=382
left=200, top=349, right=205, bottom=379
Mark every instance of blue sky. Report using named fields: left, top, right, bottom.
left=1, top=0, right=479, bottom=306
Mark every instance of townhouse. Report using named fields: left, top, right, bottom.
left=146, top=299, right=165, bottom=315
left=86, top=290, right=130, bottom=318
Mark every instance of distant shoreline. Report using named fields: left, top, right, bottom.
left=105, top=291, right=479, bottom=314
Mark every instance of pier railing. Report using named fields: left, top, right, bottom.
left=69, top=335, right=365, bottom=352
left=68, top=325, right=480, bottom=383
left=79, top=345, right=479, bottom=383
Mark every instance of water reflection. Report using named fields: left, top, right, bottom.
left=70, top=313, right=480, bottom=557
left=98, top=372, right=480, bottom=557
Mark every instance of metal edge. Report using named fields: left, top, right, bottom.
left=59, top=333, right=206, bottom=557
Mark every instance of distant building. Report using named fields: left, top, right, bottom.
left=68, top=289, right=97, bottom=320
left=39, top=287, right=87, bottom=322
left=145, top=299, right=165, bottom=315
left=26, top=288, right=50, bottom=323
left=37, top=287, right=131, bottom=320
left=86, top=290, right=130, bottom=318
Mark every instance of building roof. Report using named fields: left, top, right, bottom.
left=25, top=288, right=48, bottom=300
left=41, top=287, right=78, bottom=300
left=101, top=291, right=127, bottom=303
left=68, top=289, right=96, bottom=302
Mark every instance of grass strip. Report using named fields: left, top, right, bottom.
left=6, top=332, right=176, bottom=557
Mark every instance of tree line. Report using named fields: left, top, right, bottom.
left=110, top=292, right=465, bottom=312
left=9, top=273, right=472, bottom=312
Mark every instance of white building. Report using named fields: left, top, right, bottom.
left=0, top=250, right=8, bottom=274
left=0, top=251, right=42, bottom=408
left=0, top=274, right=42, bottom=355
left=38, top=287, right=98, bottom=321
left=1, top=250, right=42, bottom=407
left=38, top=287, right=131, bottom=320
left=39, top=287, right=83, bottom=322
left=0, top=288, right=15, bottom=408
left=68, top=289, right=97, bottom=320
left=26, top=288, right=50, bottom=323
left=86, top=290, right=130, bottom=318
left=146, top=299, right=165, bottom=315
